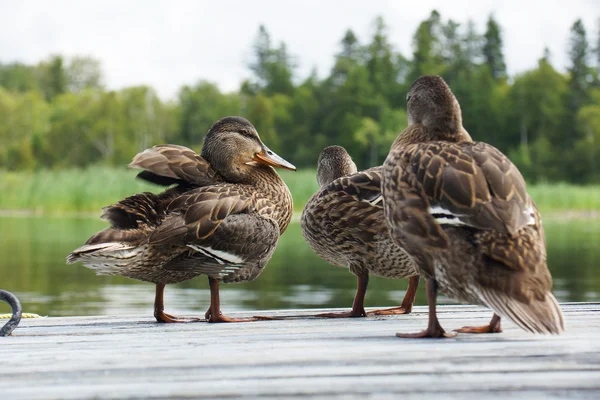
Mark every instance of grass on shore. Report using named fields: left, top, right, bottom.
left=0, top=167, right=318, bottom=214
left=1, top=167, right=599, bottom=214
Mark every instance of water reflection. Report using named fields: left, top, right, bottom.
left=0, top=215, right=598, bottom=317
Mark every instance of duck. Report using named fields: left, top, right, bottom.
left=301, top=145, right=420, bottom=318
left=381, top=75, right=564, bottom=338
left=67, top=116, right=295, bottom=323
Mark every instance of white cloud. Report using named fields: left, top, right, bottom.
left=0, top=0, right=598, bottom=99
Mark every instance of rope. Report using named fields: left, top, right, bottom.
left=0, top=313, right=43, bottom=319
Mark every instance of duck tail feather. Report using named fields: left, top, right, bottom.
left=479, top=288, right=565, bottom=335
left=66, top=242, right=137, bottom=264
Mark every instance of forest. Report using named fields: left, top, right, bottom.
left=1, top=10, right=600, bottom=185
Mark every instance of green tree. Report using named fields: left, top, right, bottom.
left=574, top=88, right=600, bottom=182
left=596, top=18, right=600, bottom=71
left=66, top=56, right=104, bottom=92
left=0, top=89, right=49, bottom=169
left=410, top=10, right=445, bottom=81
left=0, top=63, right=39, bottom=92
left=353, top=107, right=407, bottom=166
left=568, top=19, right=591, bottom=111
left=38, top=55, right=67, bottom=101
left=509, top=57, right=569, bottom=181
left=244, top=92, right=279, bottom=151
left=366, top=16, right=403, bottom=108
left=119, top=86, right=175, bottom=155
left=248, top=25, right=295, bottom=96
left=178, top=81, right=241, bottom=146
left=483, top=15, right=507, bottom=80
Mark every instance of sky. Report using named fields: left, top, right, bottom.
left=1, top=0, right=598, bottom=99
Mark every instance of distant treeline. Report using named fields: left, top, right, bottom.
left=1, top=11, right=599, bottom=183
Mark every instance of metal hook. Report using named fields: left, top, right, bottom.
left=0, top=290, right=22, bottom=336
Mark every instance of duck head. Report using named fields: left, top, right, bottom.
left=406, top=75, right=463, bottom=135
left=201, top=116, right=295, bottom=182
left=316, top=145, right=357, bottom=187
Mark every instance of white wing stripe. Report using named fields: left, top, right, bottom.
left=432, top=217, right=469, bottom=226
left=428, top=206, right=468, bottom=226
left=525, top=205, right=536, bottom=226
left=187, top=245, right=244, bottom=265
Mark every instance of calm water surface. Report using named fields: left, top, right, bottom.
left=0, top=215, right=598, bottom=317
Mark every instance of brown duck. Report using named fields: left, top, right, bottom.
left=67, top=116, right=295, bottom=323
left=382, top=75, right=564, bottom=338
left=301, top=146, right=420, bottom=318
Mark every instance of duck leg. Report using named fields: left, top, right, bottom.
left=455, top=313, right=502, bottom=333
left=205, top=277, right=257, bottom=323
left=154, top=283, right=202, bottom=323
left=369, top=276, right=420, bottom=315
left=396, top=278, right=456, bottom=338
left=316, top=274, right=369, bottom=318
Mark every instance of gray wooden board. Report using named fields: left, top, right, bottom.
left=1, top=303, right=600, bottom=399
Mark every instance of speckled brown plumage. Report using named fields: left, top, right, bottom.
left=382, top=75, right=564, bottom=337
left=129, top=144, right=222, bottom=187
left=301, top=146, right=419, bottom=318
left=67, top=116, right=294, bottom=323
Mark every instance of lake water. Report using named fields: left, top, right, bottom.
left=0, top=215, right=598, bottom=317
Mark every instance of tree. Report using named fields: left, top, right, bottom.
left=66, top=56, right=104, bottom=92
left=366, top=16, right=401, bottom=108
left=178, top=81, right=241, bottom=146
left=509, top=57, right=570, bottom=181
left=38, top=55, right=67, bottom=101
left=410, top=10, right=446, bottom=81
left=119, top=86, right=175, bottom=155
left=328, top=29, right=364, bottom=89
left=0, top=89, right=49, bottom=169
left=0, top=63, right=39, bottom=92
left=247, top=25, right=295, bottom=95
left=353, top=107, right=407, bottom=167
left=248, top=25, right=272, bottom=90
left=244, top=93, right=279, bottom=151
left=483, top=15, right=507, bottom=80
left=593, top=18, right=600, bottom=86
left=575, top=89, right=600, bottom=182
left=568, top=19, right=591, bottom=111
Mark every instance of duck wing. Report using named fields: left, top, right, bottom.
left=65, top=189, right=179, bottom=264
left=129, top=144, right=221, bottom=187
left=303, top=167, right=384, bottom=246
left=149, top=185, right=279, bottom=280
left=383, top=141, right=533, bottom=249
left=475, top=203, right=563, bottom=334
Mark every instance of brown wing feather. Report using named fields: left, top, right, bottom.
left=385, top=141, right=532, bottom=248
left=148, top=185, right=255, bottom=245
left=474, top=201, right=551, bottom=302
left=162, top=214, right=280, bottom=282
left=317, top=167, right=384, bottom=244
left=129, top=144, right=220, bottom=186
left=412, top=142, right=530, bottom=232
left=382, top=150, right=451, bottom=251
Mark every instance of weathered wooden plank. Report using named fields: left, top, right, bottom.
left=1, top=304, right=599, bottom=399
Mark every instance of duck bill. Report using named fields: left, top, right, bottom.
left=253, top=145, right=296, bottom=171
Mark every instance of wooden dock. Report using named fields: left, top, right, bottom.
left=2, top=303, right=600, bottom=399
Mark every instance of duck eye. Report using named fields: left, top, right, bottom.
left=239, top=129, right=253, bottom=138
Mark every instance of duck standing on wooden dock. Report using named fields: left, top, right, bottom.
left=67, top=116, right=295, bottom=323
left=381, top=75, right=565, bottom=338
left=301, top=146, right=420, bottom=318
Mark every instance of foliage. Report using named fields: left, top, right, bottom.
left=0, top=13, right=599, bottom=184
left=0, top=167, right=598, bottom=214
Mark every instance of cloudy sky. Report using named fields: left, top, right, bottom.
left=1, top=0, right=598, bottom=99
